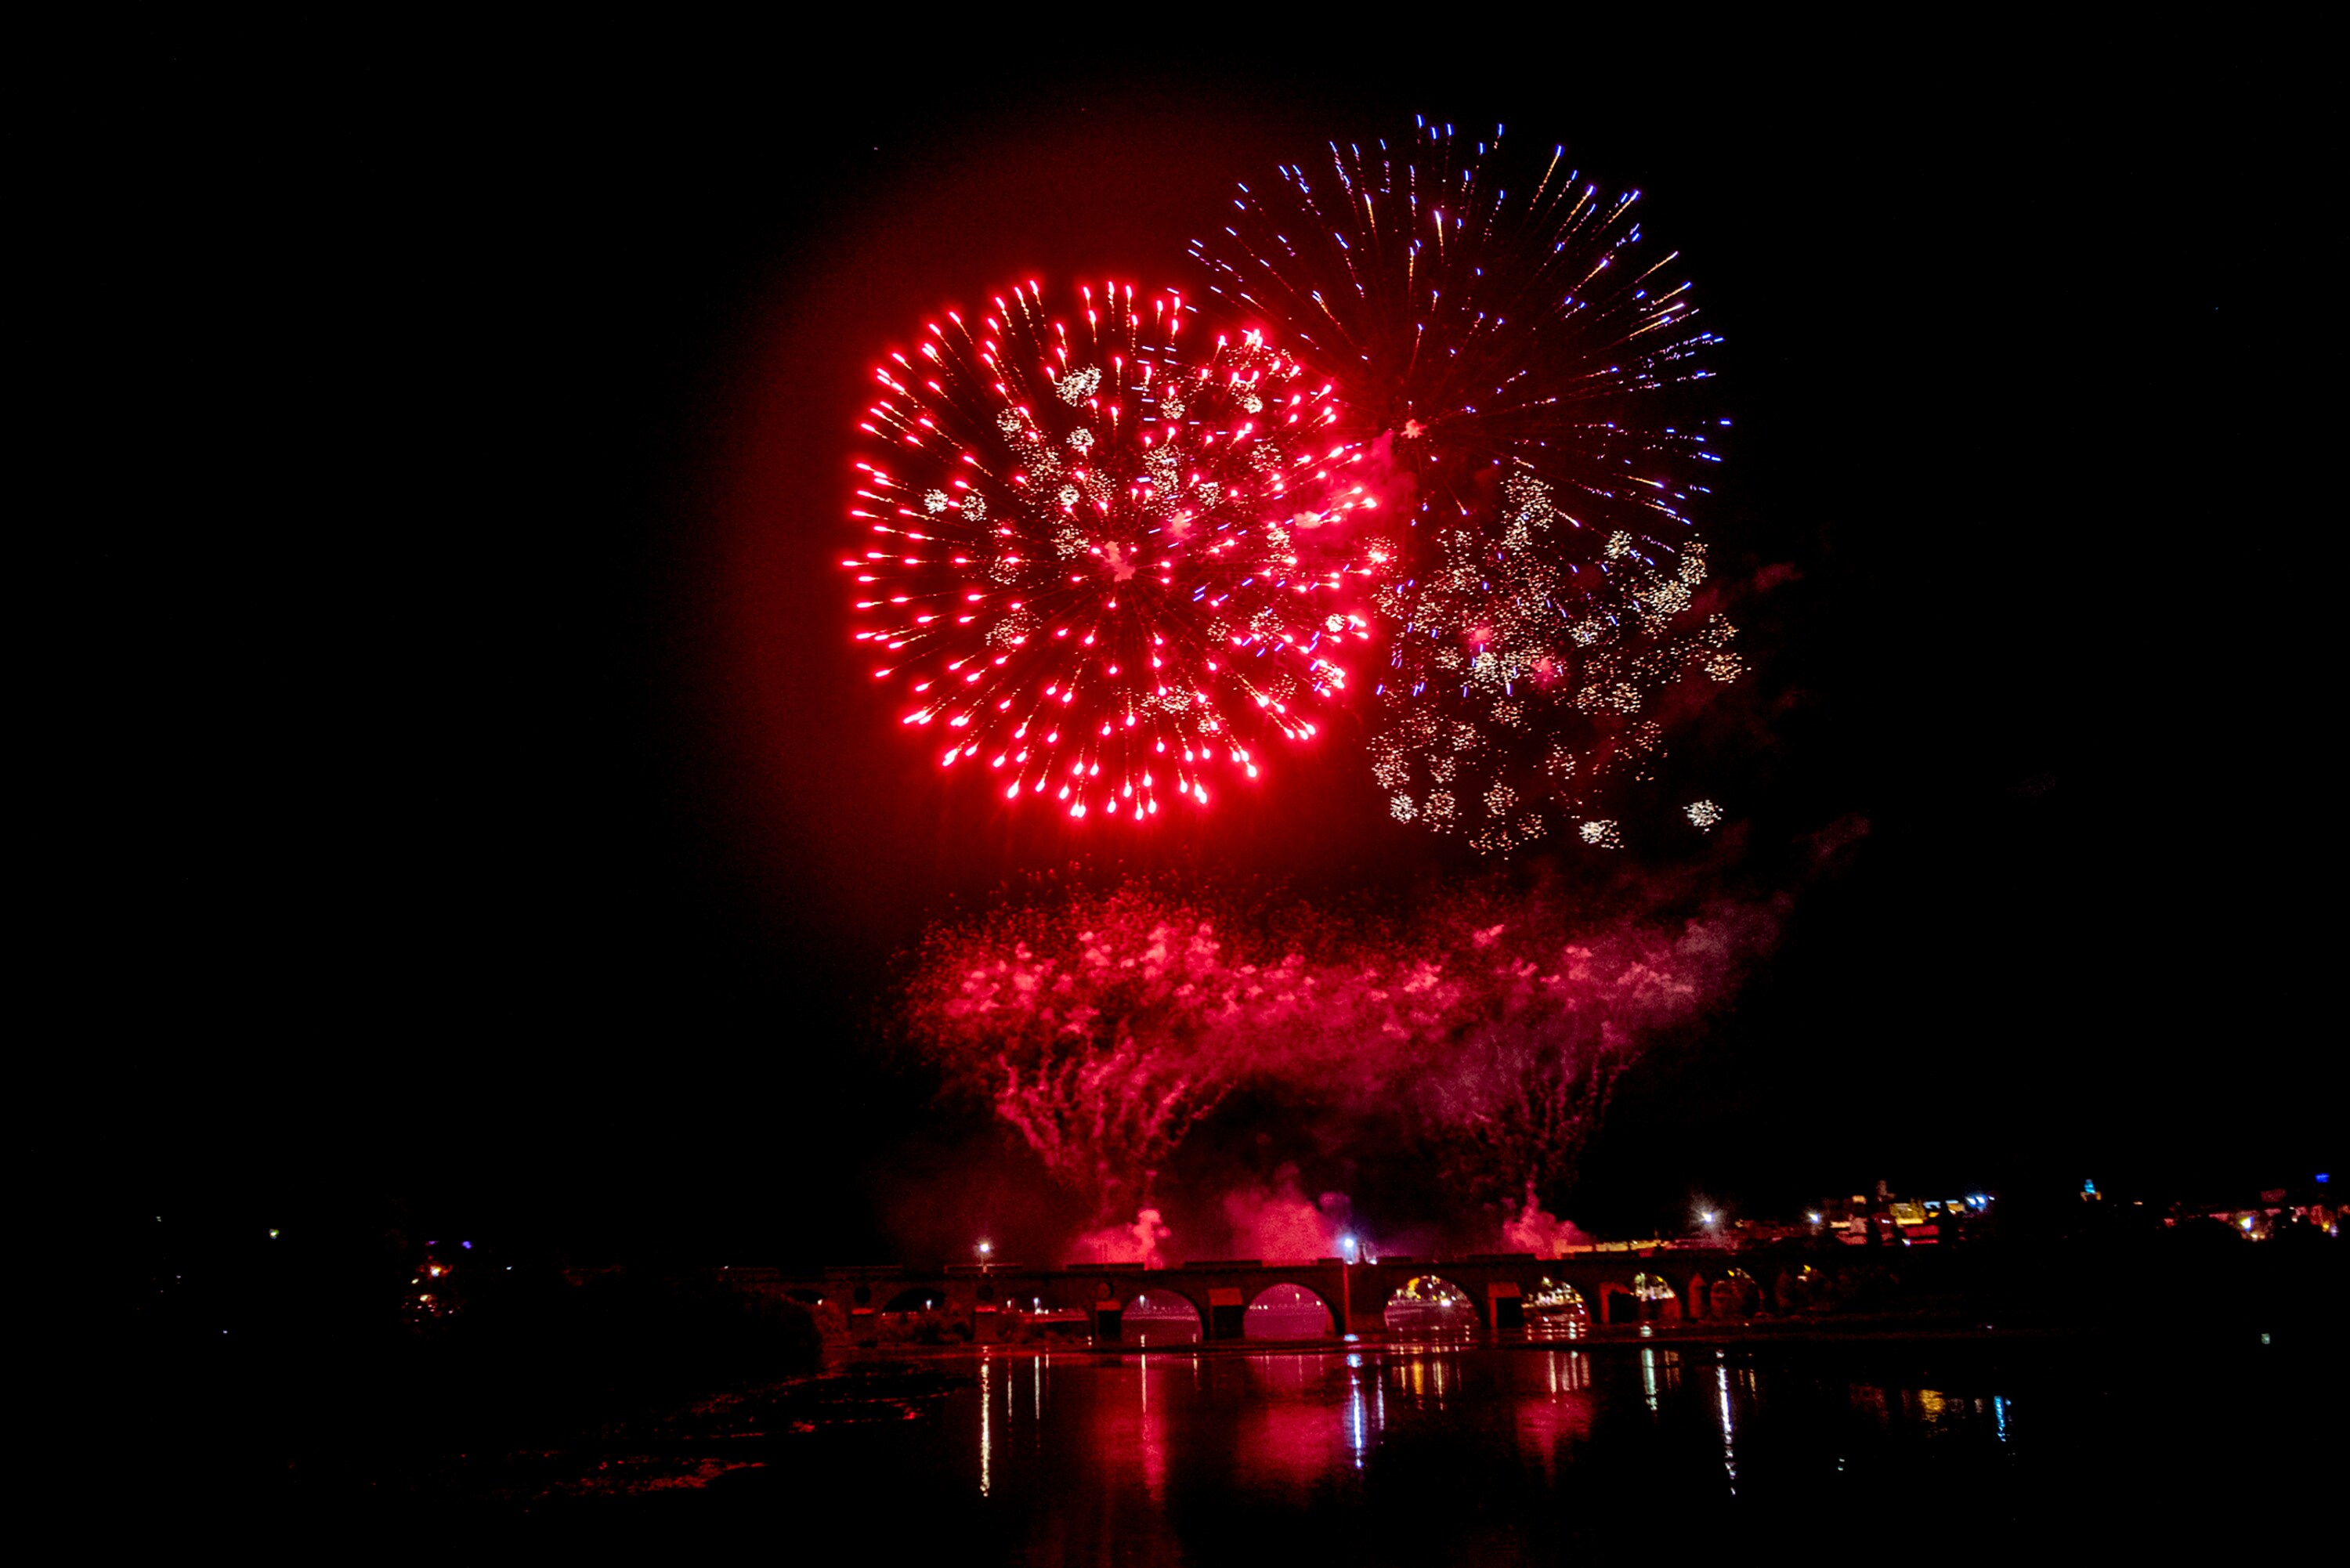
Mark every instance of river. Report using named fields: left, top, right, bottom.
left=482, top=1332, right=2339, bottom=1552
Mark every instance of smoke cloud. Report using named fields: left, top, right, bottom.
left=1499, top=1193, right=1596, bottom=1258
left=1068, top=1207, right=1172, bottom=1267
left=900, top=873, right=1788, bottom=1262
left=1221, top=1166, right=1351, bottom=1263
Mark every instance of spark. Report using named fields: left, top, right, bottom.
left=848, top=281, right=1386, bottom=817
left=1197, top=128, right=1740, bottom=851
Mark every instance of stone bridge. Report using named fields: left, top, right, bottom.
left=732, top=1247, right=1840, bottom=1339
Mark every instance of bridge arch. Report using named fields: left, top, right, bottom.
left=1709, top=1268, right=1761, bottom=1319
left=882, top=1286, right=946, bottom=1313
left=1385, top=1275, right=1477, bottom=1339
left=1761, top=1264, right=1820, bottom=1313
left=1244, top=1281, right=1336, bottom=1339
left=1525, top=1277, right=1590, bottom=1339
left=1594, top=1273, right=1681, bottom=1324
left=1121, top=1287, right=1203, bottom=1346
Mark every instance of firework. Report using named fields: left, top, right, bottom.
left=848, top=281, right=1387, bottom=821
left=904, top=887, right=1256, bottom=1225
left=1195, top=122, right=1741, bottom=849
left=905, top=880, right=1778, bottom=1233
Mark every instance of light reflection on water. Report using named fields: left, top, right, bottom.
left=661, top=1340, right=2323, bottom=1555
left=1716, top=1353, right=1737, bottom=1495
left=968, top=1346, right=1682, bottom=1512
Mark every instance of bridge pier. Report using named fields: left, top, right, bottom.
left=1488, top=1281, right=1522, bottom=1333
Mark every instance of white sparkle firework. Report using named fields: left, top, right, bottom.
left=1196, top=121, right=1742, bottom=851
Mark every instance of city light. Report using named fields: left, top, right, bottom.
left=1341, top=1234, right=1360, bottom=1263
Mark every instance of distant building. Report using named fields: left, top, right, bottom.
left=2167, top=1178, right=2337, bottom=1241
left=1817, top=1185, right=1987, bottom=1247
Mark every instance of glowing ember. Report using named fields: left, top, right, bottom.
left=850, top=280, right=1386, bottom=818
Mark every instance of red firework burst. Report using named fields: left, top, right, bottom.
left=848, top=280, right=1390, bottom=821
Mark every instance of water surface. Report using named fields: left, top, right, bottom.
left=519, top=1337, right=2339, bottom=1553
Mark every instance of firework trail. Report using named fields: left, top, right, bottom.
left=904, top=880, right=1776, bottom=1250
left=848, top=280, right=1391, bottom=821
left=1194, top=122, right=1743, bottom=851
left=902, top=887, right=1264, bottom=1227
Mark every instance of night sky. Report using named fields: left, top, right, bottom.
left=111, top=34, right=2323, bottom=1266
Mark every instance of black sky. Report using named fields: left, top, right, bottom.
left=103, top=30, right=2327, bottom=1263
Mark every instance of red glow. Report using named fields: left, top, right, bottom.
left=903, top=883, right=1778, bottom=1227
left=844, top=281, right=1387, bottom=818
